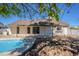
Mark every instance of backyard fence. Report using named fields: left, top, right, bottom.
left=68, top=29, right=79, bottom=36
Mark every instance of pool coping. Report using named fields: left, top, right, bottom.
left=0, top=38, right=23, bottom=40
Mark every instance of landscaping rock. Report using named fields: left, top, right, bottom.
left=24, top=36, right=79, bottom=56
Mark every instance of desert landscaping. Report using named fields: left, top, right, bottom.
left=22, top=35, right=79, bottom=56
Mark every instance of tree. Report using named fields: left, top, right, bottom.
left=38, top=3, right=71, bottom=21
left=0, top=3, right=71, bottom=20
left=0, top=4, right=39, bottom=19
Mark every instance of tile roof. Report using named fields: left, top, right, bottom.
left=58, top=21, right=69, bottom=27
left=9, top=19, right=69, bottom=27
left=10, top=20, right=32, bottom=26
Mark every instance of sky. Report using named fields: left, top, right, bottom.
left=0, top=3, right=79, bottom=26
left=58, top=3, right=79, bottom=26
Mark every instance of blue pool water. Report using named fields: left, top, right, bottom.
left=0, top=39, right=24, bottom=53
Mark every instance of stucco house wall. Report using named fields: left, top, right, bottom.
left=9, top=20, right=32, bottom=34
left=62, top=27, right=69, bottom=35
left=9, top=19, right=69, bottom=36
left=19, top=26, right=27, bottom=34
left=10, top=25, right=17, bottom=34
left=39, top=26, right=52, bottom=35
left=3, top=28, right=12, bottom=35
left=9, top=20, right=53, bottom=36
left=10, top=25, right=53, bottom=36
left=52, top=26, right=69, bottom=36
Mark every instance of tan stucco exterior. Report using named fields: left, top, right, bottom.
left=10, top=24, right=17, bottom=34
left=9, top=20, right=69, bottom=36
left=10, top=24, right=53, bottom=36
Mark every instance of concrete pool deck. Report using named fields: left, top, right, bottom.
left=0, top=34, right=26, bottom=38
left=0, top=34, right=33, bottom=40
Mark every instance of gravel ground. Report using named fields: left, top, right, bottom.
left=23, top=36, right=79, bottom=56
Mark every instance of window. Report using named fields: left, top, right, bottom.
left=56, top=26, right=63, bottom=33
left=0, top=27, right=1, bottom=29
left=57, top=26, right=62, bottom=30
left=17, top=27, right=20, bottom=34
left=33, top=27, right=39, bottom=34
left=27, top=27, right=30, bottom=34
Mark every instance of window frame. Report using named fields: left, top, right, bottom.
left=33, top=27, right=40, bottom=34
left=27, top=27, right=31, bottom=34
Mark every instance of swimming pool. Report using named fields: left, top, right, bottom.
left=0, top=38, right=24, bottom=53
